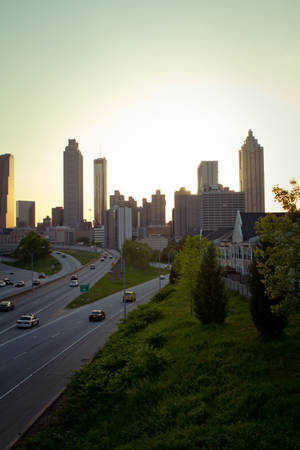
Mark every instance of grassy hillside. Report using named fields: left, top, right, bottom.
left=18, top=286, right=300, bottom=449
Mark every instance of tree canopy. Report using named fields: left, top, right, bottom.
left=255, top=180, right=300, bottom=316
left=14, top=231, right=51, bottom=262
left=122, top=240, right=152, bottom=269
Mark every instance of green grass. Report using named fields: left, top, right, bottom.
left=2, top=254, right=61, bottom=275
left=19, top=288, right=300, bottom=449
left=67, top=265, right=168, bottom=308
left=61, top=249, right=97, bottom=265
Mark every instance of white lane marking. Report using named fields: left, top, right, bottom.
left=51, top=332, right=60, bottom=338
left=0, top=309, right=121, bottom=401
left=14, top=352, right=27, bottom=359
left=0, top=309, right=81, bottom=348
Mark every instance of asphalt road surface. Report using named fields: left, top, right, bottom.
left=0, top=254, right=167, bottom=450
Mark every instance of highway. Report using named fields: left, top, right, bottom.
left=0, top=253, right=166, bottom=450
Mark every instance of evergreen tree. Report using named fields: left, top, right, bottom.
left=193, top=243, right=227, bottom=324
left=248, top=256, right=288, bottom=338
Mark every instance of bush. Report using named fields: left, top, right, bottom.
left=152, top=284, right=175, bottom=303
left=248, top=257, right=288, bottom=338
left=193, top=243, right=227, bottom=324
left=120, top=304, right=163, bottom=336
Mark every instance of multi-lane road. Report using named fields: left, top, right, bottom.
left=0, top=252, right=166, bottom=450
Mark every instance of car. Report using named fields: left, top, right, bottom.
left=10, top=271, right=15, bottom=275
left=89, top=309, right=106, bottom=321
left=69, top=280, right=79, bottom=287
left=109, top=255, right=113, bottom=259
left=15, top=281, right=25, bottom=287
left=32, top=279, right=41, bottom=286
left=70, top=274, right=78, bottom=280
left=100, top=257, right=105, bottom=261
left=159, top=275, right=166, bottom=280
left=0, top=280, right=6, bottom=287
left=122, top=290, right=136, bottom=302
left=38, top=273, right=46, bottom=279
left=62, top=254, right=66, bottom=258
left=90, top=264, right=96, bottom=269
left=4, top=278, right=13, bottom=285
left=56, top=251, right=61, bottom=254
left=16, top=313, right=39, bottom=328
left=0, top=300, right=15, bottom=311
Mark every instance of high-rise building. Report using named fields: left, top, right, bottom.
left=239, top=130, right=265, bottom=212
left=16, top=201, right=35, bottom=228
left=52, top=207, right=64, bottom=227
left=197, top=161, right=218, bottom=193
left=199, top=187, right=245, bottom=231
left=174, top=187, right=200, bottom=238
left=94, top=157, right=107, bottom=225
left=63, top=139, right=83, bottom=228
left=104, top=205, right=132, bottom=250
left=110, top=190, right=125, bottom=208
left=0, top=154, right=14, bottom=228
left=151, top=190, right=166, bottom=225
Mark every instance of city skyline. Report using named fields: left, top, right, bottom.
left=1, top=1, right=299, bottom=223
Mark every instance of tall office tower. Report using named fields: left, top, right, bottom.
left=104, top=205, right=132, bottom=250
left=16, top=201, right=35, bottom=228
left=140, top=198, right=152, bottom=227
left=174, top=187, right=200, bottom=238
left=110, top=190, right=125, bottom=208
left=199, top=188, right=245, bottom=231
left=94, top=157, right=107, bottom=225
left=63, top=139, right=83, bottom=228
left=239, top=130, right=265, bottom=212
left=0, top=153, right=14, bottom=228
left=197, top=161, right=218, bottom=193
left=52, top=207, right=64, bottom=227
left=151, top=190, right=166, bottom=225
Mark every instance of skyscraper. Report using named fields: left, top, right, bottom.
left=151, top=190, right=166, bottom=225
left=94, top=157, right=107, bottom=225
left=52, top=206, right=64, bottom=227
left=197, top=161, right=218, bottom=193
left=16, top=201, right=35, bottom=228
left=63, top=139, right=83, bottom=228
left=0, top=153, right=14, bottom=228
left=239, top=130, right=265, bottom=212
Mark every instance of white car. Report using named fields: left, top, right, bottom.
left=159, top=275, right=166, bottom=280
left=17, top=314, right=39, bottom=328
left=70, top=280, right=79, bottom=287
left=0, top=280, right=6, bottom=287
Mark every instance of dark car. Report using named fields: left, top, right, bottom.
left=38, top=273, right=46, bottom=279
left=70, top=274, right=78, bottom=280
left=89, top=309, right=106, bottom=321
left=4, top=278, right=13, bottom=285
left=90, top=264, right=95, bottom=269
left=15, top=281, right=25, bottom=287
left=0, top=300, right=15, bottom=311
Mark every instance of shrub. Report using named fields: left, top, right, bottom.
left=152, top=284, right=175, bottom=303
left=120, top=304, right=163, bottom=336
left=193, top=243, right=227, bottom=324
left=248, top=257, right=288, bottom=338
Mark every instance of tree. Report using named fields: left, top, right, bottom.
left=122, top=240, right=152, bottom=269
left=14, top=231, right=51, bottom=262
left=192, top=242, right=227, bottom=324
left=176, top=235, right=209, bottom=303
left=248, top=256, right=287, bottom=338
left=255, top=180, right=300, bottom=316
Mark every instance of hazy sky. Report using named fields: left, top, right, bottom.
left=1, top=0, right=299, bottom=223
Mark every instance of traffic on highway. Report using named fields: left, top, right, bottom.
left=0, top=249, right=168, bottom=449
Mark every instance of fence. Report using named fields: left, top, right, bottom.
left=223, top=277, right=250, bottom=298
